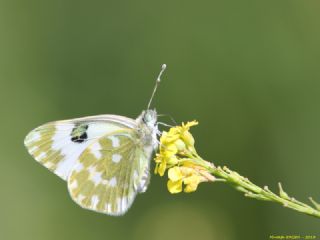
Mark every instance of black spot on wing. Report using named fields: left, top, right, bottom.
left=71, top=124, right=88, bottom=143
left=71, top=132, right=88, bottom=143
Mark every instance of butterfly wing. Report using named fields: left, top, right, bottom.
left=24, top=115, right=137, bottom=180
left=67, top=130, right=151, bottom=215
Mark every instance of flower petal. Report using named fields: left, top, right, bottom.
left=184, top=183, right=199, bottom=193
left=167, top=179, right=183, bottom=194
left=183, top=175, right=201, bottom=193
left=167, top=155, right=179, bottom=165
left=168, top=167, right=183, bottom=181
left=158, top=162, right=167, bottom=176
left=183, top=175, right=201, bottom=185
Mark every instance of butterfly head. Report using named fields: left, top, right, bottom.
left=142, top=109, right=157, bottom=127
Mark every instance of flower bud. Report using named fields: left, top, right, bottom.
left=174, top=139, right=186, bottom=152
left=182, top=131, right=195, bottom=146
left=167, top=155, right=179, bottom=165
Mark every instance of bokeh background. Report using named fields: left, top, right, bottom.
left=1, top=1, right=320, bottom=239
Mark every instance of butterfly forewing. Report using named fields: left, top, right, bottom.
left=67, top=130, right=151, bottom=215
left=24, top=116, right=136, bottom=180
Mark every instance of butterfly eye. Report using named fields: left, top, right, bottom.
left=144, top=113, right=151, bottom=123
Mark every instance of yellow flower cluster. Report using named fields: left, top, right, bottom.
left=153, top=124, right=320, bottom=219
left=154, top=121, right=215, bottom=193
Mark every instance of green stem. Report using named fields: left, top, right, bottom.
left=198, top=159, right=320, bottom=218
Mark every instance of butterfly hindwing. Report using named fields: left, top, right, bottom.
left=24, top=116, right=136, bottom=180
left=67, top=130, right=151, bottom=215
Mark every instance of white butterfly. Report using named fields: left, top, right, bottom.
left=24, top=64, right=166, bottom=216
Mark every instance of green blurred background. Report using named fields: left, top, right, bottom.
left=1, top=1, right=320, bottom=239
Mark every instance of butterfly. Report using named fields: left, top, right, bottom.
left=24, top=64, right=167, bottom=216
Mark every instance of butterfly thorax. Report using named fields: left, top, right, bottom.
left=136, top=109, right=158, bottom=150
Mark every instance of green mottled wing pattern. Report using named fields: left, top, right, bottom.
left=68, top=130, right=150, bottom=215
left=24, top=116, right=136, bottom=180
left=24, top=122, right=77, bottom=179
left=24, top=113, right=156, bottom=215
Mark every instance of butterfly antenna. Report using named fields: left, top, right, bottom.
left=147, top=64, right=167, bottom=109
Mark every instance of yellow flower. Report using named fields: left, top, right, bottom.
left=160, top=129, right=179, bottom=145
left=167, top=165, right=212, bottom=193
left=154, top=120, right=215, bottom=193
left=167, top=179, right=183, bottom=194
left=154, top=154, right=167, bottom=176
left=168, top=166, right=183, bottom=181
left=183, top=175, right=201, bottom=193
left=174, top=139, right=186, bottom=151
left=180, top=121, right=197, bottom=145
left=160, top=121, right=198, bottom=147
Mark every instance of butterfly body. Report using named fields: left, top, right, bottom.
left=24, top=110, right=158, bottom=215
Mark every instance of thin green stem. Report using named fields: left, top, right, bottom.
left=197, top=158, right=320, bottom=218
